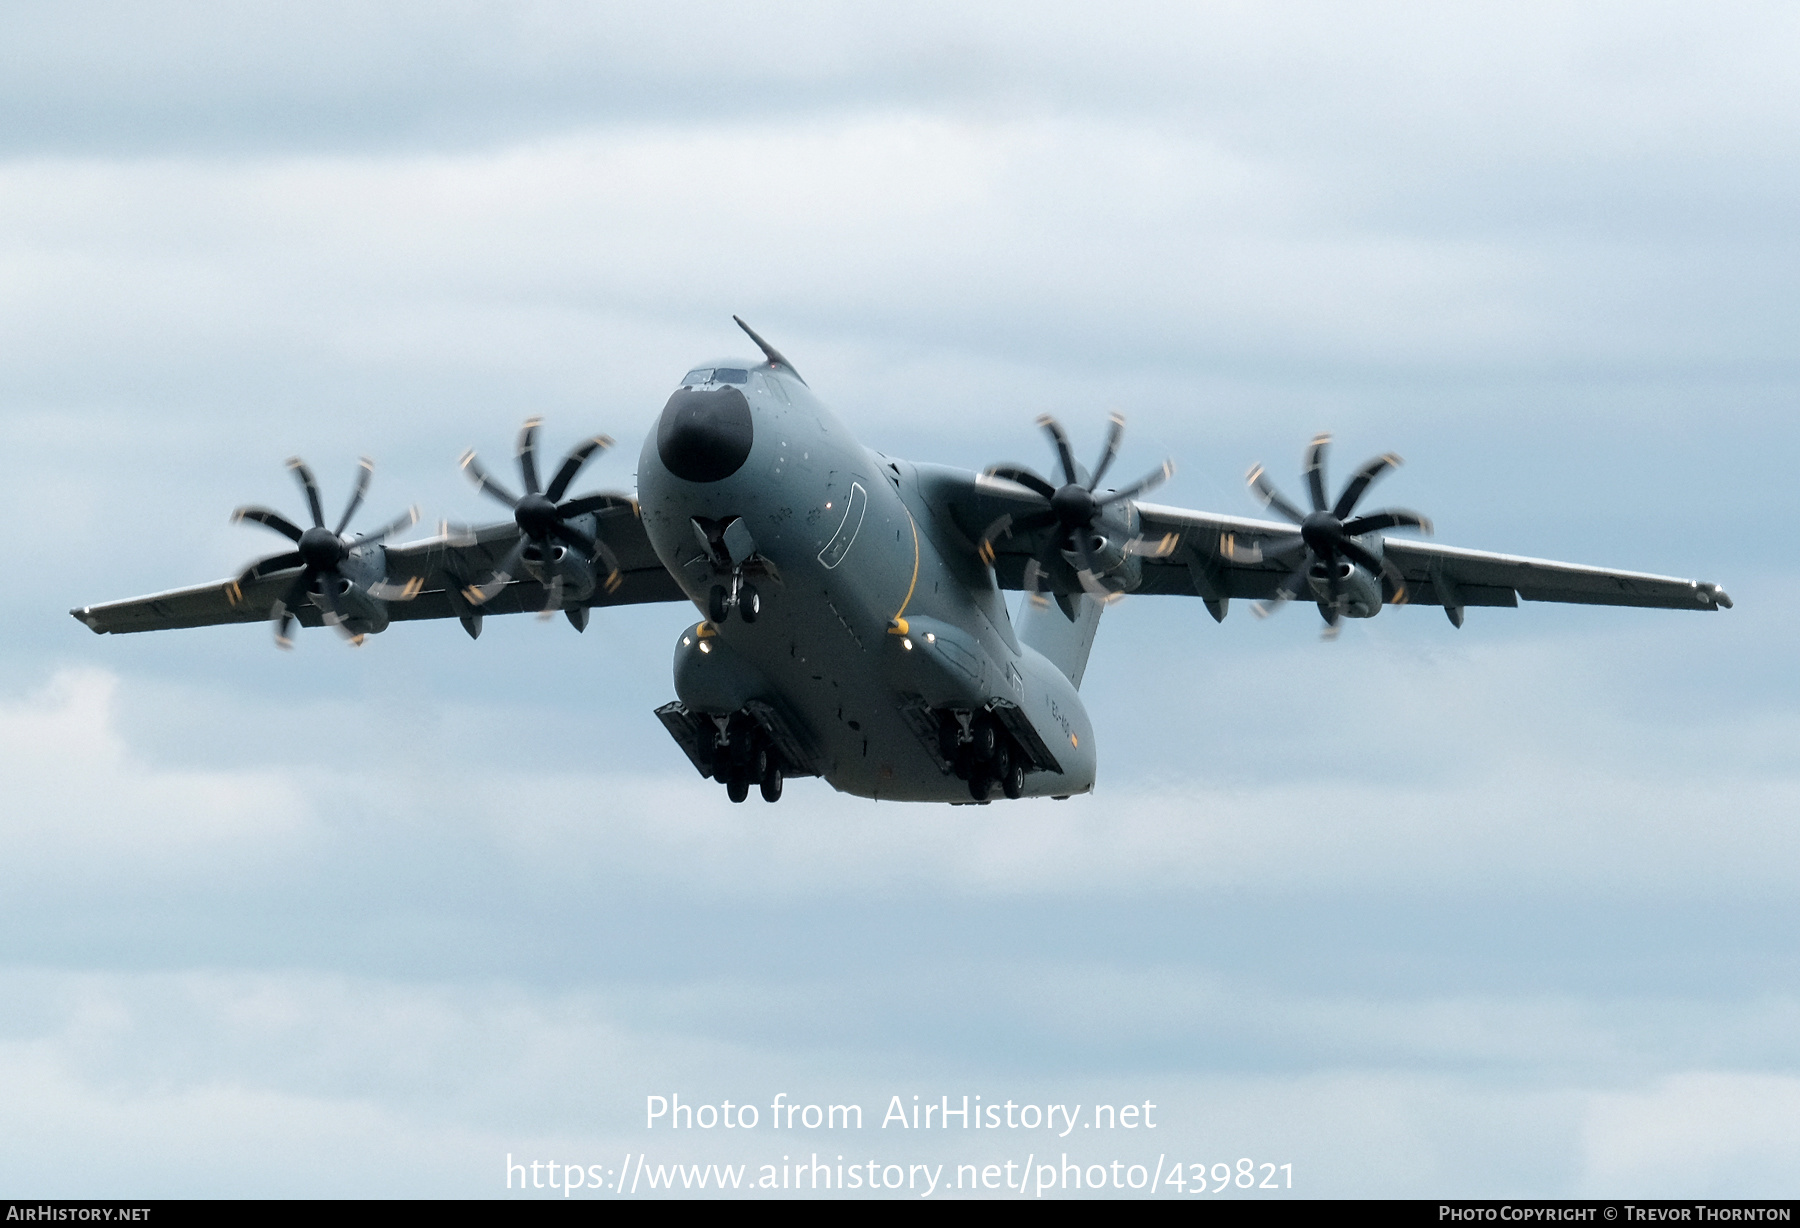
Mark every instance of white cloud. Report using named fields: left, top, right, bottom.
left=0, top=670, right=309, bottom=874
left=1580, top=1072, right=1800, bottom=1197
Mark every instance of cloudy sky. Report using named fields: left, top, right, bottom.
left=2, top=0, right=1796, bottom=1199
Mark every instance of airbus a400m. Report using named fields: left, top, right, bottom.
left=74, top=318, right=1732, bottom=805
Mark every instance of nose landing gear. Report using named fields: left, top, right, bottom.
left=708, top=575, right=760, bottom=624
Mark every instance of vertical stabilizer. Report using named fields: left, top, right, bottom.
left=1018, top=593, right=1105, bottom=689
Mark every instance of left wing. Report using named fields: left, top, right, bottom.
left=1129, top=501, right=1732, bottom=617
left=916, top=465, right=1730, bottom=619
left=73, top=514, right=687, bottom=636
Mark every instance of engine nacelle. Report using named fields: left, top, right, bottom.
left=1306, top=554, right=1384, bottom=618
left=1061, top=501, right=1144, bottom=595
left=530, top=539, right=598, bottom=601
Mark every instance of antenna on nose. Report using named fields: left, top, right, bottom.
left=733, top=315, right=805, bottom=385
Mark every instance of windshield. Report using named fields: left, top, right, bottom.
left=679, top=367, right=750, bottom=387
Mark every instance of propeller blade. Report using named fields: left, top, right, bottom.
left=1253, top=557, right=1311, bottom=618
left=459, top=450, right=520, bottom=509
left=539, top=572, right=564, bottom=620
left=1094, top=458, right=1174, bottom=507
left=1075, top=568, right=1113, bottom=599
left=286, top=458, right=326, bottom=528
left=1246, top=465, right=1307, bottom=524
left=464, top=536, right=528, bottom=606
left=232, top=506, right=305, bottom=543
left=1088, top=411, right=1126, bottom=489
left=1304, top=434, right=1330, bottom=513
left=1332, top=452, right=1402, bottom=519
left=556, top=491, right=635, bottom=519
left=314, top=579, right=363, bottom=643
left=1021, top=538, right=1065, bottom=603
left=977, top=508, right=1058, bottom=567
left=1073, top=535, right=1114, bottom=598
left=516, top=417, right=543, bottom=495
left=984, top=466, right=1057, bottom=501
left=271, top=574, right=309, bottom=648
left=1123, top=532, right=1179, bottom=559
left=1036, top=415, right=1081, bottom=487
left=354, top=505, right=420, bottom=546
left=545, top=435, right=614, bottom=502
left=1336, top=536, right=1386, bottom=577
left=1259, top=535, right=1307, bottom=567
left=1340, top=508, right=1433, bottom=537
left=549, top=519, right=595, bottom=555
left=551, top=518, right=622, bottom=584
left=238, top=551, right=304, bottom=585
left=335, top=457, right=374, bottom=535
left=592, top=536, right=624, bottom=591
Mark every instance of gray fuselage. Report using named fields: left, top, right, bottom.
left=636, top=357, right=1097, bottom=802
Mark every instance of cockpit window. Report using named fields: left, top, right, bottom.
left=756, top=371, right=791, bottom=404
left=712, top=368, right=749, bottom=385
left=681, top=368, right=713, bottom=386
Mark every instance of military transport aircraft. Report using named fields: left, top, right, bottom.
left=72, top=318, right=1733, bottom=805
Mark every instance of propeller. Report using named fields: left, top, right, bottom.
left=458, top=417, right=636, bottom=613
left=977, top=412, right=1175, bottom=602
left=1244, top=433, right=1432, bottom=635
left=231, top=457, right=419, bottom=648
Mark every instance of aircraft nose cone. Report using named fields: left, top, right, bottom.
left=657, top=386, right=754, bottom=483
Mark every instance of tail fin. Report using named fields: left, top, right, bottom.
left=1018, top=592, right=1104, bottom=689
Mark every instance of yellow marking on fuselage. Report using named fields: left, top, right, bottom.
left=888, top=505, right=921, bottom=635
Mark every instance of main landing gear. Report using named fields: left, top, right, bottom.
left=705, top=716, right=782, bottom=803
left=708, top=573, right=760, bottom=624
left=939, top=711, right=1026, bottom=802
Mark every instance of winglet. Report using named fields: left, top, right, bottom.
left=733, top=316, right=805, bottom=384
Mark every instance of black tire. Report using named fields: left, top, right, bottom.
left=708, top=585, right=728, bottom=624
left=938, top=720, right=960, bottom=761
left=992, top=743, right=1010, bottom=780
left=1002, top=763, right=1025, bottom=799
left=751, top=747, right=769, bottom=782
left=739, top=583, right=760, bottom=623
left=968, top=774, right=992, bottom=802
left=726, top=776, right=749, bottom=803
left=760, top=765, right=783, bottom=803
left=974, top=720, right=997, bottom=758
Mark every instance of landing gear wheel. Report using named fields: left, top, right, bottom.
left=760, top=764, right=783, bottom=803
left=968, top=774, right=992, bottom=802
left=1002, top=762, right=1026, bottom=799
left=726, top=776, right=749, bottom=803
left=739, top=583, right=760, bottom=623
left=750, top=747, right=769, bottom=782
left=938, top=721, right=960, bottom=761
left=708, top=585, right=728, bottom=624
left=973, top=720, right=997, bottom=758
